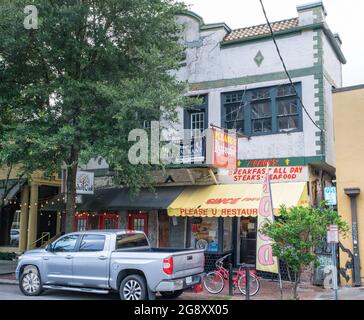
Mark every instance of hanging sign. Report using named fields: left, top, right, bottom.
left=256, top=171, right=279, bottom=274
left=76, top=171, right=94, bottom=195
left=324, top=187, right=337, bottom=206
left=206, top=128, right=237, bottom=170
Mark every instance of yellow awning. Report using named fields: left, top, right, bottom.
left=167, top=182, right=309, bottom=218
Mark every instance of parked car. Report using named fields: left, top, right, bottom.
left=10, top=229, right=20, bottom=246
left=16, top=230, right=205, bottom=300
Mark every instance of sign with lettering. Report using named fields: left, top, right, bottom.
left=327, top=225, right=339, bottom=244
left=218, top=166, right=309, bottom=184
left=206, top=128, right=237, bottom=170
left=324, top=187, right=337, bottom=206
left=256, top=172, right=279, bottom=274
left=76, top=171, right=94, bottom=195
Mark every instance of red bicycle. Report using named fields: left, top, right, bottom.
left=203, top=254, right=260, bottom=296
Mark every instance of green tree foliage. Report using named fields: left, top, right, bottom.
left=261, top=203, right=348, bottom=300
left=0, top=0, right=189, bottom=232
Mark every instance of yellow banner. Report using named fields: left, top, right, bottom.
left=256, top=173, right=279, bottom=274
left=167, top=183, right=308, bottom=218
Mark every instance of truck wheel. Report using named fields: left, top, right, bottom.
left=160, top=290, right=184, bottom=299
left=19, top=266, right=43, bottom=296
left=119, top=275, right=147, bottom=300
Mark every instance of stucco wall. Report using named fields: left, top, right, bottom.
left=334, top=87, right=364, bottom=285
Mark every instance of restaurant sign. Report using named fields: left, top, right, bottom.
left=206, top=128, right=237, bottom=170
left=218, top=158, right=309, bottom=184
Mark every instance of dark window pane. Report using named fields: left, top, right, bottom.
left=277, top=85, right=296, bottom=97
left=263, top=119, right=272, bottom=132
left=79, top=235, right=105, bottom=252
left=278, top=99, right=298, bottom=115
left=252, top=88, right=270, bottom=100
left=116, top=233, right=149, bottom=250
left=251, top=102, right=271, bottom=119
left=53, top=235, right=79, bottom=252
left=278, top=116, right=299, bottom=131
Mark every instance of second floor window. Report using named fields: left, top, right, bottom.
left=222, top=83, right=302, bottom=136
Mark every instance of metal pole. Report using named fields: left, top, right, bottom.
left=332, top=243, right=338, bottom=300
left=245, top=267, right=250, bottom=300
left=228, top=263, right=233, bottom=296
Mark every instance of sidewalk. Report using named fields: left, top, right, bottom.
left=0, top=261, right=17, bottom=275
left=1, top=273, right=364, bottom=300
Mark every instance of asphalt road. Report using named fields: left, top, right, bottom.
left=0, top=284, right=122, bottom=300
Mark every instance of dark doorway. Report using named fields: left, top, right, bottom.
left=37, top=211, right=57, bottom=246
left=158, top=210, right=170, bottom=247
left=239, top=217, right=257, bottom=265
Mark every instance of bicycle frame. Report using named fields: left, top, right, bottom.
left=212, top=265, right=258, bottom=288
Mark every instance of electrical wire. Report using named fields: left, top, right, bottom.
left=258, top=0, right=324, bottom=133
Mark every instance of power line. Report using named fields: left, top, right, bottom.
left=258, top=0, right=324, bottom=133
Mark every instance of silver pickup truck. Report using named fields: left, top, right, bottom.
left=16, top=230, right=205, bottom=300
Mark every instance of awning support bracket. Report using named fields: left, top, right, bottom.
left=209, top=169, right=218, bottom=185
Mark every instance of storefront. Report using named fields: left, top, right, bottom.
left=167, top=182, right=309, bottom=270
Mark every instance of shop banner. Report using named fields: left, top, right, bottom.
left=206, top=128, right=237, bottom=170
left=218, top=166, right=309, bottom=184
left=256, top=172, right=279, bottom=274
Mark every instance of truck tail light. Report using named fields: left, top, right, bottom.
left=163, top=257, right=173, bottom=275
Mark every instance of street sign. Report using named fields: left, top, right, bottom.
left=327, top=224, right=339, bottom=244
left=324, top=187, right=337, bottom=206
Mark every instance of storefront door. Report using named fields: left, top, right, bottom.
left=128, top=212, right=148, bottom=234
left=239, top=217, right=257, bottom=265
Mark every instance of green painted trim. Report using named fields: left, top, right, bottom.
left=221, top=23, right=323, bottom=47
left=237, top=156, right=325, bottom=167
left=189, top=66, right=318, bottom=91
left=297, top=2, right=327, bottom=16
left=179, top=11, right=231, bottom=33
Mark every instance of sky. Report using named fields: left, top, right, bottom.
left=183, top=0, right=364, bottom=87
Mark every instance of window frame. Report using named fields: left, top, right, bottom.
left=184, top=95, right=209, bottom=132
left=52, top=234, right=80, bottom=253
left=78, top=234, right=106, bottom=252
left=221, top=83, right=303, bottom=137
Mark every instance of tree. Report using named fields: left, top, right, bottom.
left=0, top=0, right=189, bottom=232
left=261, top=203, right=348, bottom=300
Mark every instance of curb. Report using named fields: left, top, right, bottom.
left=0, top=279, right=18, bottom=285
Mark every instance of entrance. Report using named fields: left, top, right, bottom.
left=128, top=212, right=148, bottom=234
left=239, top=217, right=257, bottom=265
left=37, top=211, right=57, bottom=246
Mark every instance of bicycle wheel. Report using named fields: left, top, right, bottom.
left=203, top=272, right=225, bottom=294
left=237, top=273, right=260, bottom=296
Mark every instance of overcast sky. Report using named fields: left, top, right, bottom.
left=183, top=0, right=364, bottom=87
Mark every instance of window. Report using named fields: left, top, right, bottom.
left=223, top=93, right=244, bottom=134
left=222, top=83, right=302, bottom=136
left=190, top=112, right=205, bottom=133
left=251, top=101, right=272, bottom=134
left=116, top=233, right=149, bottom=250
left=79, top=235, right=105, bottom=252
left=277, top=98, right=299, bottom=131
left=190, top=218, right=219, bottom=252
left=53, top=235, right=79, bottom=252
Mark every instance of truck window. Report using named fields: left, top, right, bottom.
left=79, top=235, right=105, bottom=252
left=53, top=235, right=79, bottom=252
left=116, top=233, right=148, bottom=249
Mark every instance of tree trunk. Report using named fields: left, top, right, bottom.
left=293, top=271, right=301, bottom=300
left=65, top=160, right=78, bottom=233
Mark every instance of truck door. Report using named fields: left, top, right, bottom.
left=44, top=234, right=80, bottom=285
left=71, top=234, right=109, bottom=288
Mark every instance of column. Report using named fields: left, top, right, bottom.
left=56, top=211, right=61, bottom=235
left=18, top=185, right=30, bottom=252
left=27, top=183, right=39, bottom=250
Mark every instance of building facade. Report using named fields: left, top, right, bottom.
left=333, top=84, right=364, bottom=286
left=6, top=2, right=346, bottom=281
left=0, top=167, right=61, bottom=253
